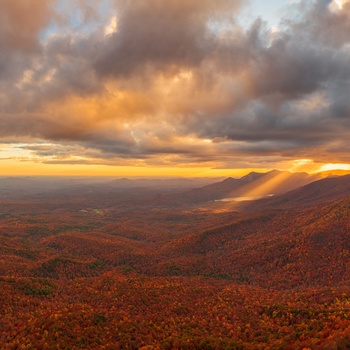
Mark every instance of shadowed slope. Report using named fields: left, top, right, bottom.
left=159, top=196, right=350, bottom=288
left=246, top=174, right=350, bottom=210
left=177, top=170, right=324, bottom=203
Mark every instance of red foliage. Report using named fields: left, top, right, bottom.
left=1, top=177, right=350, bottom=348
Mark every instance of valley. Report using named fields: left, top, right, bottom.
left=1, top=171, right=350, bottom=349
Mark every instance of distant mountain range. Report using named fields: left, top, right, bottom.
left=1, top=170, right=349, bottom=211
left=245, top=173, right=350, bottom=210
left=176, top=170, right=325, bottom=203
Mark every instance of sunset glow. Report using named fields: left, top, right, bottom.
left=1, top=0, right=350, bottom=177
left=319, top=163, right=350, bottom=172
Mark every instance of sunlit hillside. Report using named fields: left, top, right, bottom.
left=1, top=173, right=350, bottom=348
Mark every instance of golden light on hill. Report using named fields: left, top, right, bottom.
left=318, top=163, right=350, bottom=173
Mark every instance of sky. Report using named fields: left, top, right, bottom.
left=0, top=0, right=350, bottom=177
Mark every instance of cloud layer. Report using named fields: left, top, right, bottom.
left=1, top=0, right=350, bottom=171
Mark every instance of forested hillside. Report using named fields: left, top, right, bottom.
left=1, top=174, right=350, bottom=349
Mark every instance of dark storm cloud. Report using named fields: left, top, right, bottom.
left=173, top=0, right=350, bottom=157
left=249, top=3, right=350, bottom=101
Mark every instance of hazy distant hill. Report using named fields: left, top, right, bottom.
left=110, top=177, right=220, bottom=189
left=177, top=170, right=324, bottom=203
left=246, top=173, right=350, bottom=210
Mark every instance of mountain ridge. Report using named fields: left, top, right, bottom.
left=176, top=169, right=325, bottom=203
left=244, top=173, right=350, bottom=211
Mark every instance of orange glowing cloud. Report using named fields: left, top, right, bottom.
left=0, top=0, right=350, bottom=176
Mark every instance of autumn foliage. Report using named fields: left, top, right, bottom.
left=1, top=175, right=350, bottom=349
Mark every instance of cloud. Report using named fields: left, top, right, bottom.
left=0, top=0, right=54, bottom=53
left=95, top=0, right=243, bottom=77
left=0, top=0, right=350, bottom=170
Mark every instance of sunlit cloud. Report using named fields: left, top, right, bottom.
left=319, top=163, right=350, bottom=171
left=332, top=0, right=345, bottom=9
left=0, top=144, right=37, bottom=160
left=104, top=15, right=118, bottom=36
left=0, top=0, right=350, bottom=176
